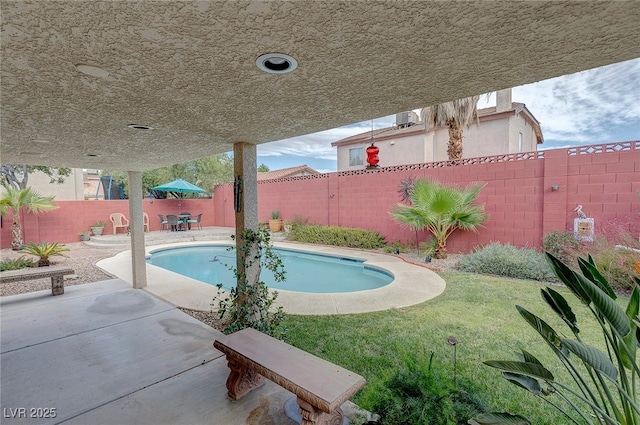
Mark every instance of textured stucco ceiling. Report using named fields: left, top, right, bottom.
left=2, top=1, right=639, bottom=171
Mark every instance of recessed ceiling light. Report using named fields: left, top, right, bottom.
left=75, top=64, right=109, bottom=78
left=128, top=124, right=154, bottom=130
left=256, top=53, right=298, bottom=74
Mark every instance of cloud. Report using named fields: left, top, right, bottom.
left=512, top=58, right=640, bottom=146
left=257, top=115, right=396, bottom=160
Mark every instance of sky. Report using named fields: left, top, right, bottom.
left=256, top=58, right=640, bottom=173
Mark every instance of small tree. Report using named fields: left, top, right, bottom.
left=0, top=185, right=58, bottom=250
left=389, top=178, right=487, bottom=259
left=0, top=164, right=72, bottom=190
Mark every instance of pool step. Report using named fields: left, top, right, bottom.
left=84, top=227, right=235, bottom=249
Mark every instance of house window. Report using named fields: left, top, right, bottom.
left=349, top=147, right=364, bottom=166
left=518, top=132, right=523, bottom=152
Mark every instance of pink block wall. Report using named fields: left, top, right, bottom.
left=1, top=199, right=216, bottom=249
left=212, top=141, right=638, bottom=253
left=3, top=142, right=638, bottom=253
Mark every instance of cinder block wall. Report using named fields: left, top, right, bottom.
left=2, top=142, right=637, bottom=252
left=1, top=199, right=216, bottom=249
left=215, top=141, right=639, bottom=253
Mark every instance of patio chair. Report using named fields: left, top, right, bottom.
left=143, top=212, right=150, bottom=232
left=157, top=214, right=169, bottom=231
left=187, top=213, right=203, bottom=230
left=109, top=213, right=130, bottom=235
left=166, top=214, right=185, bottom=232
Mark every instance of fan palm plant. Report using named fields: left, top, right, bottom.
left=389, top=178, right=488, bottom=259
left=421, top=95, right=482, bottom=160
left=0, top=184, right=58, bottom=250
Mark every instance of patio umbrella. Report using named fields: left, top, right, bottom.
left=152, top=179, right=207, bottom=209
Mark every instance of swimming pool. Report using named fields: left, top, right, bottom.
left=146, top=245, right=393, bottom=293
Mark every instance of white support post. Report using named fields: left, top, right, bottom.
left=127, top=171, right=147, bottom=289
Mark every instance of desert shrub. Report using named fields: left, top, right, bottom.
left=542, top=230, right=581, bottom=265
left=591, top=245, right=639, bottom=292
left=366, top=350, right=486, bottom=425
left=290, top=214, right=311, bottom=228
left=0, top=256, right=35, bottom=271
left=458, top=243, right=559, bottom=282
left=384, top=240, right=410, bottom=253
left=287, top=224, right=386, bottom=249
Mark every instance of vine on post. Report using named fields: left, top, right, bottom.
left=213, top=228, right=287, bottom=339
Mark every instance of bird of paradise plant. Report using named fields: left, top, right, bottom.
left=471, top=253, right=639, bottom=425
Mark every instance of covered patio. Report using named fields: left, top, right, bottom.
left=0, top=280, right=304, bottom=424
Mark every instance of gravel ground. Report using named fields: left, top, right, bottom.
left=1, top=243, right=460, bottom=331
left=0, top=243, right=124, bottom=297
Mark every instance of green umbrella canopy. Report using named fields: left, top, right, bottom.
left=152, top=179, right=206, bottom=194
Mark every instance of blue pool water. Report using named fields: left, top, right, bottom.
left=146, top=245, right=393, bottom=293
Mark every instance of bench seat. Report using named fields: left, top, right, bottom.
left=214, top=327, right=366, bottom=425
left=0, top=266, right=75, bottom=296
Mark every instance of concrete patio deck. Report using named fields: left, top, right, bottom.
left=0, top=279, right=300, bottom=425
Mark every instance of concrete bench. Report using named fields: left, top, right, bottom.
left=214, top=327, right=366, bottom=425
left=0, top=266, right=75, bottom=296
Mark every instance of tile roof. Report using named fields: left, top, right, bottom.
left=257, top=165, right=320, bottom=181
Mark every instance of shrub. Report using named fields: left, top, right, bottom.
left=0, top=256, right=35, bottom=271
left=287, top=224, right=386, bottom=249
left=458, top=243, right=559, bottom=282
left=542, top=230, right=581, bottom=266
left=591, top=245, right=639, bottom=292
left=384, top=240, right=410, bottom=254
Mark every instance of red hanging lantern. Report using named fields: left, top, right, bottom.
left=366, top=143, right=379, bottom=168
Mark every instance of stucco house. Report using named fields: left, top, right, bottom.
left=332, top=89, right=544, bottom=171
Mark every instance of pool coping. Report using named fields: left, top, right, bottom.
left=96, top=241, right=446, bottom=315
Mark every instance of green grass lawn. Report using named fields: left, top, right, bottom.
left=282, top=271, right=627, bottom=424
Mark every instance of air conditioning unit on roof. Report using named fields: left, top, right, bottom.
left=395, top=111, right=419, bottom=128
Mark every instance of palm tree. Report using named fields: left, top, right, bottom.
left=390, top=178, right=488, bottom=259
left=0, top=185, right=58, bottom=250
left=420, top=95, right=482, bottom=160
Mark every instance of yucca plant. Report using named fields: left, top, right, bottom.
left=19, top=242, right=69, bottom=267
left=471, top=253, right=639, bottom=425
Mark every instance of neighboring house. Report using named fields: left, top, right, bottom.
left=7, top=168, right=103, bottom=200
left=258, top=165, right=320, bottom=181
left=332, top=89, right=544, bottom=171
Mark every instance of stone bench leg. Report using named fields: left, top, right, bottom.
left=297, top=398, right=343, bottom=425
left=224, top=359, right=265, bottom=400
left=51, top=275, right=64, bottom=296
